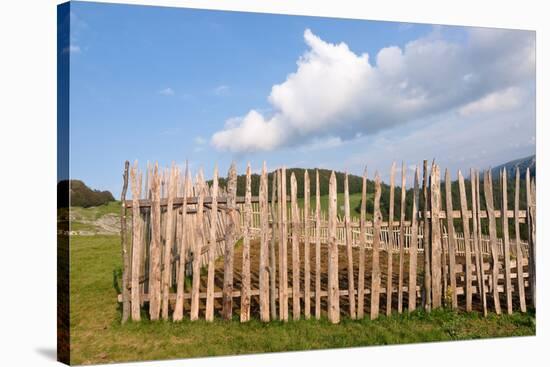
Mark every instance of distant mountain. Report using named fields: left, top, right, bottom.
left=491, top=155, right=536, bottom=179
left=58, top=180, right=115, bottom=208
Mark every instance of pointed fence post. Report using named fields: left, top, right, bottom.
left=422, top=160, right=431, bottom=311
left=304, top=170, right=311, bottom=319
left=457, top=170, right=473, bottom=311
left=444, top=169, right=457, bottom=309
left=315, top=170, right=322, bottom=320
left=484, top=170, right=502, bottom=315
left=408, top=167, right=420, bottom=311
left=222, top=163, right=238, bottom=320
left=398, top=162, right=407, bottom=313
left=290, top=173, right=301, bottom=320
left=173, top=164, right=189, bottom=321
left=500, top=168, right=513, bottom=314
left=371, top=173, right=382, bottom=320
left=327, top=171, right=340, bottom=323
left=344, top=172, right=356, bottom=319
left=514, top=167, right=527, bottom=312
left=120, top=161, right=131, bottom=323
left=269, top=171, right=278, bottom=320
left=259, top=162, right=270, bottom=321
left=130, top=162, right=143, bottom=321
left=430, top=164, right=442, bottom=309
left=387, top=162, right=396, bottom=315
left=358, top=167, right=367, bottom=318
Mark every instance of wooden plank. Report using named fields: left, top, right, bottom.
left=422, top=160, right=431, bottom=311
left=315, top=170, right=322, bottom=320
left=147, top=164, right=161, bottom=320
left=130, top=162, right=142, bottom=321
left=398, top=162, right=406, bottom=313
left=501, top=168, right=513, bottom=314
left=291, top=173, right=301, bottom=320
left=161, top=165, right=177, bottom=320
left=514, top=167, right=526, bottom=312
left=358, top=167, right=367, bottom=318
left=259, top=162, right=270, bottom=321
left=526, top=168, right=536, bottom=308
left=239, top=164, right=251, bottom=322
left=327, top=171, right=340, bottom=323
left=370, top=173, right=382, bottom=320
left=190, top=172, right=204, bottom=320
left=472, top=168, right=487, bottom=317
left=269, top=170, right=278, bottom=320
left=173, top=163, right=189, bottom=321
left=279, top=167, right=289, bottom=321
left=205, top=166, right=219, bottom=321
left=222, top=163, right=238, bottom=320
left=458, top=170, right=472, bottom=311
left=386, top=162, right=396, bottom=316
left=408, top=167, right=420, bottom=312
left=304, top=170, right=311, bottom=319
left=344, top=172, right=356, bottom=319
left=484, top=170, right=502, bottom=315
left=120, top=161, right=131, bottom=323
left=430, top=164, right=442, bottom=309
left=444, top=169, right=458, bottom=309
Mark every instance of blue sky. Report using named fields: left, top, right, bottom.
left=67, top=1, right=535, bottom=196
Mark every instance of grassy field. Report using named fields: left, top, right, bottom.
left=70, top=231, right=535, bottom=365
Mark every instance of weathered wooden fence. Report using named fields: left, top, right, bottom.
left=118, top=160, right=536, bottom=323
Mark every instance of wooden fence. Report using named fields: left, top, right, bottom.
left=118, top=160, right=536, bottom=323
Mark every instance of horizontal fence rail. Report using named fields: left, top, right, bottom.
left=118, top=160, right=536, bottom=323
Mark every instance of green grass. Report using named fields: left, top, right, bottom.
left=297, top=192, right=370, bottom=219
left=70, top=234, right=535, bottom=365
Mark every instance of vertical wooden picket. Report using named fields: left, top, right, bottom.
left=327, top=171, right=340, bottom=323
left=130, top=162, right=142, bottom=321
left=408, top=167, right=420, bottom=311
left=148, top=164, right=162, bottom=320
left=206, top=166, right=219, bottom=321
left=344, top=173, right=356, bottom=319
left=371, top=173, right=382, bottom=320
left=398, top=162, right=406, bottom=313
left=222, top=163, right=238, bottom=320
left=315, top=170, right=322, bottom=320
left=430, top=164, right=442, bottom=309
left=358, top=167, right=367, bottom=318
left=240, top=164, right=251, bottom=322
left=422, top=160, right=431, bottom=311
left=444, top=169, right=457, bottom=309
left=269, top=172, right=278, bottom=320
left=526, top=168, right=536, bottom=308
left=387, top=163, right=396, bottom=315
left=484, top=170, right=502, bottom=315
left=514, top=168, right=526, bottom=312
left=161, top=165, right=177, bottom=320
left=304, top=170, right=311, bottom=319
left=120, top=161, right=131, bottom=324
left=190, top=172, right=204, bottom=321
left=291, top=173, right=301, bottom=320
left=173, top=164, right=189, bottom=321
left=259, top=163, right=270, bottom=322
left=457, top=171, right=472, bottom=311
left=279, top=167, right=289, bottom=321
left=500, top=168, right=513, bottom=314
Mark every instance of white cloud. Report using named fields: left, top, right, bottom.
left=211, top=28, right=534, bottom=153
left=158, top=87, right=175, bottom=96
left=194, top=136, right=206, bottom=145
left=458, top=87, right=524, bottom=116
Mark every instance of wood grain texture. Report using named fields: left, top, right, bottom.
left=315, top=170, right=322, bottom=320
left=222, top=163, right=238, bottom=320
left=370, top=173, right=382, bottom=320
left=500, top=168, right=513, bottom=314
left=444, top=169, right=458, bottom=309
left=205, top=166, right=219, bottom=321
left=484, top=170, right=502, bottom=315
left=408, top=167, right=420, bottom=312
left=327, top=171, right=340, bottom=323
left=398, top=162, right=406, bottom=313
left=120, top=161, right=131, bottom=323
left=422, top=160, right=431, bottom=311
left=471, top=169, right=487, bottom=317
left=291, top=173, right=301, bottom=320
left=344, top=172, right=356, bottom=319
left=161, top=165, right=177, bottom=320
left=514, top=168, right=526, bottom=312
left=259, top=162, right=270, bottom=321
left=269, top=171, right=278, bottom=320
left=130, top=162, right=142, bottom=321
left=457, top=171, right=472, bottom=311
left=148, top=164, right=162, bottom=320
left=358, top=167, right=367, bottom=318
left=430, top=164, right=442, bottom=309
left=190, top=172, right=205, bottom=320
left=173, top=164, right=189, bottom=321
left=526, top=168, right=536, bottom=308
left=386, top=163, right=396, bottom=316
left=279, top=168, right=289, bottom=321
left=304, top=170, right=311, bottom=319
